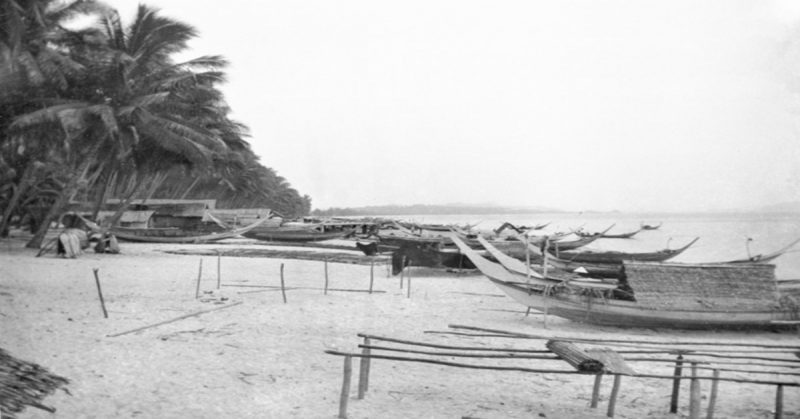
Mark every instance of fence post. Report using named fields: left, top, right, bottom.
left=591, top=374, right=603, bottom=408
left=358, top=337, right=371, bottom=399
left=607, top=374, right=622, bottom=418
left=689, top=362, right=701, bottom=419
left=338, top=355, right=353, bottom=419
left=706, top=369, right=720, bottom=419
left=669, top=354, right=684, bottom=413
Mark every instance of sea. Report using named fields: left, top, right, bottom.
left=377, top=211, right=800, bottom=280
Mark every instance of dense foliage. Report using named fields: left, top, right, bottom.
left=0, top=0, right=310, bottom=246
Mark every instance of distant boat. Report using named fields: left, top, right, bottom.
left=575, top=227, right=642, bottom=239
left=449, top=234, right=797, bottom=329
left=640, top=222, right=662, bottom=230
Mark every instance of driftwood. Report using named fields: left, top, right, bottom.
left=546, top=340, right=604, bottom=373
left=0, top=348, right=69, bottom=417
left=107, top=301, right=243, bottom=337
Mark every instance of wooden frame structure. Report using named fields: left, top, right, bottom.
left=326, top=325, right=800, bottom=418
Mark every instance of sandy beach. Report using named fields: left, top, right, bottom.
left=1, top=235, right=799, bottom=419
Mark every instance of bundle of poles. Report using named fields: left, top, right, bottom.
left=326, top=324, right=800, bottom=419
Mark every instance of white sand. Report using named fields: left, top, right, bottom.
left=1, top=236, right=799, bottom=419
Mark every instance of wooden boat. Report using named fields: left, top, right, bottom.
left=449, top=234, right=798, bottom=329
left=719, top=238, right=800, bottom=264
left=493, top=221, right=550, bottom=235
left=576, top=227, right=642, bottom=239
left=548, top=237, right=699, bottom=264
left=641, top=222, right=662, bottom=230
left=243, top=224, right=355, bottom=242
left=111, top=216, right=273, bottom=243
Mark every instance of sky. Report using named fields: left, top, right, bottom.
left=100, top=0, right=800, bottom=212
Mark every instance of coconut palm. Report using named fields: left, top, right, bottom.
left=0, top=0, right=107, bottom=237
left=8, top=4, right=239, bottom=247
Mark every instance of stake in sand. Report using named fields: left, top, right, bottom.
left=195, top=259, right=203, bottom=299
left=280, top=263, right=287, bottom=303
left=92, top=268, right=108, bottom=318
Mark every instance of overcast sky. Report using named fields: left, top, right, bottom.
left=102, top=0, right=800, bottom=212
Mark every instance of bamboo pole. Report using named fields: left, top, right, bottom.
left=195, top=259, right=203, bottom=299
left=670, top=355, right=684, bottom=413
left=92, top=268, right=108, bottom=319
left=369, top=260, right=374, bottom=294
left=338, top=355, right=352, bottom=419
left=360, top=344, right=558, bottom=359
left=358, top=337, right=371, bottom=399
left=324, top=257, right=329, bottom=295
left=327, top=350, right=800, bottom=386
left=775, top=384, right=784, bottom=419
left=325, top=350, right=585, bottom=375
left=216, top=251, right=221, bottom=290
left=607, top=374, right=622, bottom=418
left=107, top=302, right=243, bottom=337
left=689, top=363, right=702, bottom=419
left=280, top=263, right=287, bottom=304
left=591, top=374, right=603, bottom=408
left=706, top=369, right=720, bottom=419
left=406, top=263, right=411, bottom=298
left=358, top=333, right=554, bottom=352
left=447, top=324, right=800, bottom=349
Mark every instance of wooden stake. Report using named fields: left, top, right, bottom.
left=543, top=285, right=550, bottom=329
left=607, top=374, right=622, bottom=417
left=339, top=355, right=353, bottom=419
left=369, top=260, right=374, bottom=294
left=670, top=354, right=684, bottom=413
left=400, top=256, right=405, bottom=289
left=706, top=369, right=719, bottom=419
left=280, top=263, right=287, bottom=304
left=216, top=251, right=221, bottom=290
left=406, top=264, right=411, bottom=299
left=591, top=374, right=603, bottom=408
left=195, top=259, right=203, bottom=299
left=92, top=268, right=108, bottom=319
left=689, top=362, right=701, bottom=419
left=775, top=384, right=784, bottom=419
left=107, top=302, right=243, bottom=337
left=358, top=337, right=371, bottom=399
left=324, top=257, right=329, bottom=295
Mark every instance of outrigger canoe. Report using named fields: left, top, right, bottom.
left=449, top=234, right=798, bottom=329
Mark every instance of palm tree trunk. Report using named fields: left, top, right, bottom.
left=178, top=176, right=201, bottom=199
left=25, top=159, right=92, bottom=249
left=0, top=163, right=36, bottom=237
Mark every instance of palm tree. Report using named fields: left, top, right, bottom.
left=0, top=0, right=107, bottom=237
left=8, top=4, right=238, bottom=247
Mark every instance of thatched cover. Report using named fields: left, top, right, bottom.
left=623, top=262, right=780, bottom=311
left=0, top=348, right=69, bottom=418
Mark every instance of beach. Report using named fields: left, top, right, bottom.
left=1, top=234, right=799, bottom=419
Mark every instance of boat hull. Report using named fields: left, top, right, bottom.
left=489, top=278, right=788, bottom=329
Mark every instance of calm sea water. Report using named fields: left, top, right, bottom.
left=382, top=212, right=800, bottom=280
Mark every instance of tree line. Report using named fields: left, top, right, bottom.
left=0, top=1, right=311, bottom=248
